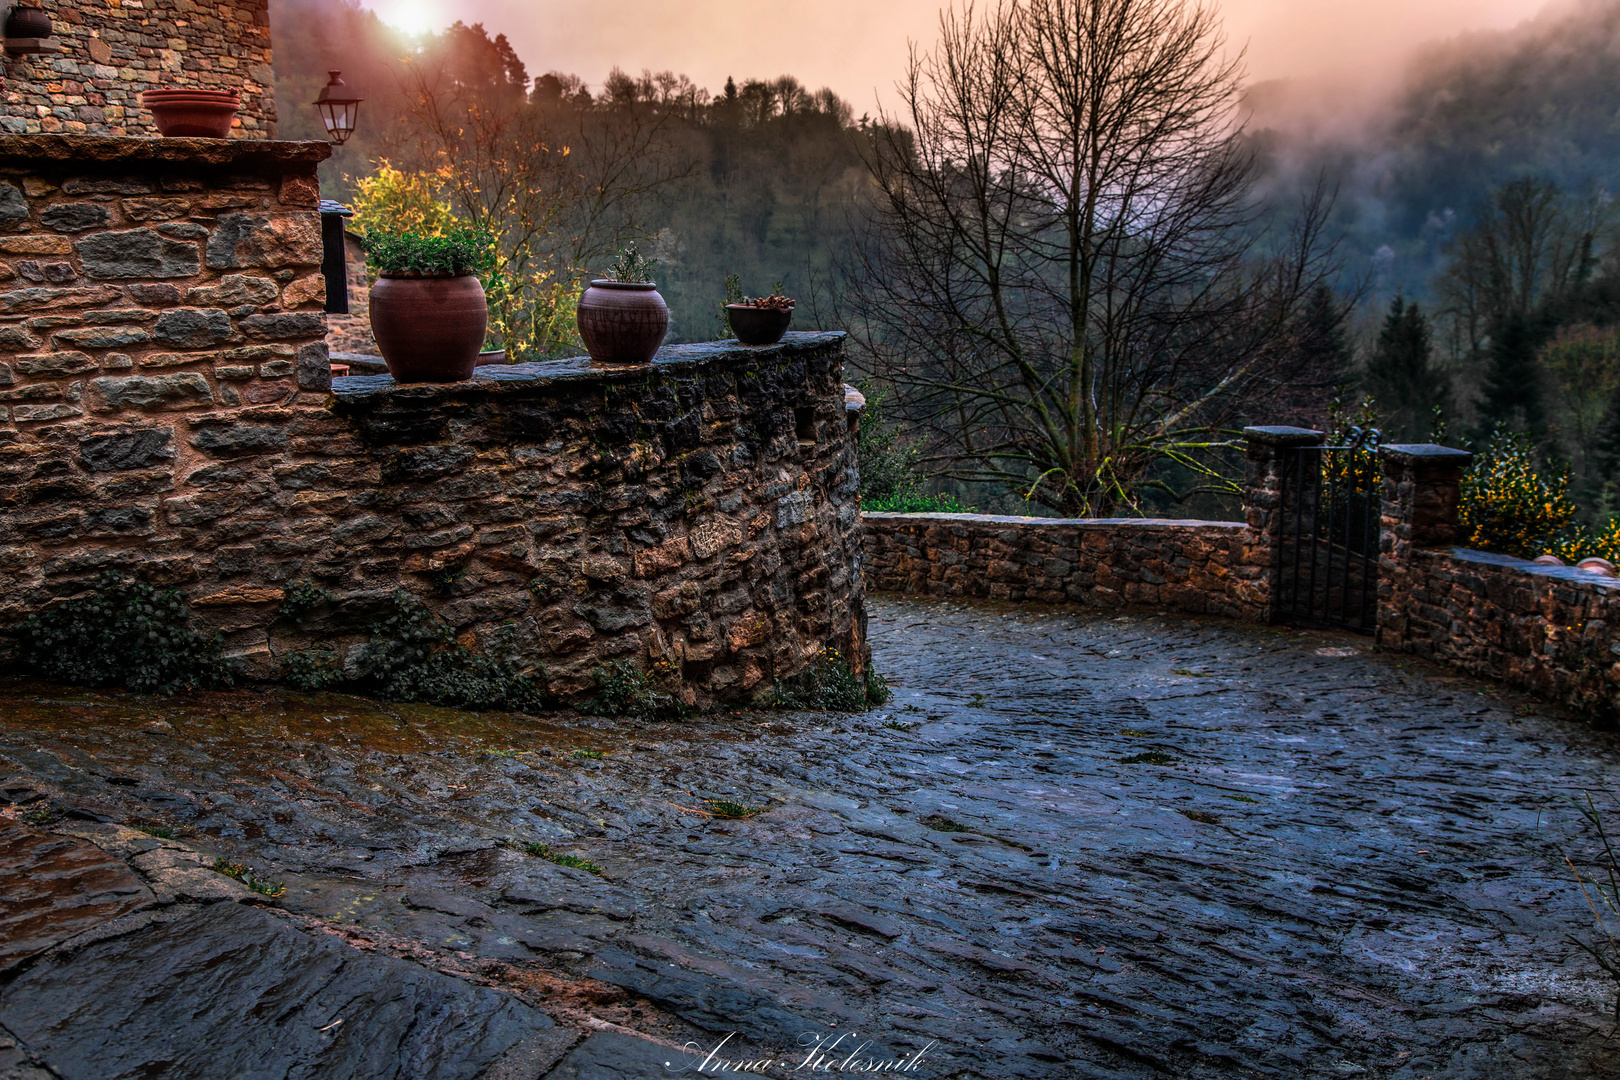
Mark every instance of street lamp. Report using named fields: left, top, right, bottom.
left=313, top=70, right=362, bottom=145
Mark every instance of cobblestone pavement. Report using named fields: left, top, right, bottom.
left=1, top=596, right=1618, bottom=1079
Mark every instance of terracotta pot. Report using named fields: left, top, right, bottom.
left=577, top=280, right=669, bottom=363
left=369, top=273, right=488, bottom=383
left=726, top=304, right=793, bottom=345
left=1576, top=557, right=1618, bottom=578
left=4, top=4, right=50, bottom=38
left=139, top=88, right=239, bottom=138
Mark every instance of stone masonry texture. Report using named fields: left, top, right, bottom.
left=861, top=513, right=1266, bottom=619
left=324, top=333, right=866, bottom=706
left=0, top=0, right=276, bottom=138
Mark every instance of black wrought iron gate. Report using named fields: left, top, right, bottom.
left=1276, top=437, right=1381, bottom=631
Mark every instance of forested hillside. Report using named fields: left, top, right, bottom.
left=268, top=0, right=869, bottom=345
left=1252, top=0, right=1620, bottom=306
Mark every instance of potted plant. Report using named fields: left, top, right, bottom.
left=576, top=244, right=669, bottom=364
left=725, top=280, right=795, bottom=345
left=364, top=228, right=494, bottom=383
left=139, top=86, right=240, bottom=139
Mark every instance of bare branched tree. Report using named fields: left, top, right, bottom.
left=851, top=0, right=1339, bottom=515
left=1434, top=178, right=1615, bottom=360
left=385, top=54, right=693, bottom=357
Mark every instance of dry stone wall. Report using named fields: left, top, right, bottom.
left=862, top=513, right=1263, bottom=619
left=0, top=0, right=275, bottom=137
left=316, top=333, right=866, bottom=705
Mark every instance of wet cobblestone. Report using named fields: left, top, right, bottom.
left=0, top=597, right=1616, bottom=1078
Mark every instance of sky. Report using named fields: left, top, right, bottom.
left=360, top=0, right=1554, bottom=107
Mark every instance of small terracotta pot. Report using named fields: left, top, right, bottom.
left=577, top=281, right=669, bottom=364
left=140, top=88, right=239, bottom=138
left=4, top=4, right=50, bottom=38
left=726, top=304, right=793, bottom=345
left=369, top=273, right=488, bottom=383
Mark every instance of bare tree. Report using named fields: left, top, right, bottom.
left=1434, top=177, right=1614, bottom=360
left=850, top=0, right=1338, bottom=515
left=385, top=50, right=692, bottom=357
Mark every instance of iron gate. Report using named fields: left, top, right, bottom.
left=1276, top=433, right=1381, bottom=631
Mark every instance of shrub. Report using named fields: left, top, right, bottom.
left=363, top=227, right=495, bottom=278
left=775, top=648, right=890, bottom=711
left=1459, top=429, right=1579, bottom=560
left=15, top=572, right=233, bottom=694
left=583, top=659, right=686, bottom=722
left=862, top=491, right=969, bottom=514
left=352, top=592, right=545, bottom=712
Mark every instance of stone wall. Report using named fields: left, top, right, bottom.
left=862, top=513, right=1262, bottom=619
left=318, top=333, right=865, bottom=705
left=1377, top=443, right=1620, bottom=715
left=0, top=0, right=275, bottom=138
left=0, top=136, right=329, bottom=427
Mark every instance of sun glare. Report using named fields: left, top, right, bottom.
left=372, top=0, right=442, bottom=38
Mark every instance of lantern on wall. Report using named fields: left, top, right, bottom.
left=313, top=70, right=362, bottom=145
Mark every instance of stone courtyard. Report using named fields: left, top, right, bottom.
left=1, top=595, right=1616, bottom=1079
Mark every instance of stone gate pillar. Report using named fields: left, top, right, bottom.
left=1376, top=443, right=1473, bottom=650
left=1241, top=426, right=1324, bottom=622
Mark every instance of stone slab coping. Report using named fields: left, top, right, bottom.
left=1243, top=425, right=1324, bottom=446
left=331, top=331, right=846, bottom=402
left=862, top=512, right=1246, bottom=530
left=0, top=134, right=332, bottom=168
left=1381, top=443, right=1473, bottom=466
left=1447, top=547, right=1620, bottom=590
left=330, top=352, right=387, bottom=374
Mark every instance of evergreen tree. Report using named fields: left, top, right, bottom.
left=1364, top=296, right=1450, bottom=442
left=1478, top=312, right=1547, bottom=438
left=1593, top=380, right=1620, bottom=507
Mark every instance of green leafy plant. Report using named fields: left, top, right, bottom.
left=353, top=592, right=545, bottom=712
left=705, top=798, right=763, bottom=819
left=363, top=226, right=495, bottom=278
left=921, top=814, right=969, bottom=832
left=212, top=858, right=286, bottom=899
left=138, top=824, right=176, bottom=840
left=19, top=805, right=58, bottom=826
left=522, top=841, right=602, bottom=875
left=278, top=580, right=333, bottom=625
left=583, top=659, right=686, bottom=721
left=602, top=242, right=655, bottom=284
left=16, top=572, right=233, bottom=695
left=570, top=747, right=603, bottom=760
left=774, top=648, right=890, bottom=711
left=1121, top=751, right=1179, bottom=766
left=282, top=647, right=343, bottom=692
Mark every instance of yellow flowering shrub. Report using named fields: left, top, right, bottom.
left=350, top=163, right=457, bottom=239
left=1459, top=430, right=1578, bottom=560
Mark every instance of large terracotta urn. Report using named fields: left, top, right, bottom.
left=369, top=273, right=488, bottom=383
left=576, top=280, right=669, bottom=364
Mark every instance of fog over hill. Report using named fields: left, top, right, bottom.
left=1249, top=0, right=1620, bottom=305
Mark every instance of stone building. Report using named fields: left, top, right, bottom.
left=0, top=0, right=276, bottom=138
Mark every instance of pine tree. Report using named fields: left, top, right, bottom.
left=1364, top=296, right=1450, bottom=442
left=1478, top=312, right=1547, bottom=438
left=1593, top=380, right=1620, bottom=508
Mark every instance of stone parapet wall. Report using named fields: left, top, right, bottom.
left=0, top=0, right=276, bottom=137
left=1379, top=547, right=1620, bottom=715
left=319, top=333, right=864, bottom=705
left=862, top=513, right=1262, bottom=619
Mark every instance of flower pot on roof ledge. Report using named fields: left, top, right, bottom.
left=576, top=280, right=670, bottom=364
left=369, top=272, right=488, bottom=383
left=139, top=88, right=239, bottom=138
